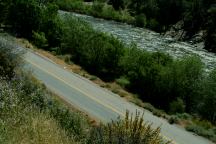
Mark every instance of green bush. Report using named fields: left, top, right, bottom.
left=199, top=69, right=216, bottom=124
left=87, top=111, right=170, bottom=144
left=91, top=1, right=104, bottom=15
left=175, top=113, right=192, bottom=120
left=169, top=98, right=185, bottom=114
left=7, top=0, right=43, bottom=38
left=32, top=31, right=48, bottom=48
left=168, top=116, right=180, bottom=124
left=135, top=13, right=147, bottom=27
left=0, top=38, right=23, bottom=79
left=61, top=15, right=124, bottom=79
left=116, top=77, right=130, bottom=88
left=147, top=19, right=160, bottom=32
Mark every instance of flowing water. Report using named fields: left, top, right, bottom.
left=61, top=11, right=216, bottom=71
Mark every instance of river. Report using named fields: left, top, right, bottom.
left=61, top=11, right=216, bottom=71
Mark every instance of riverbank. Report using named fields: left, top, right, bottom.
left=65, top=11, right=216, bottom=71
left=56, top=0, right=135, bottom=25
left=55, top=0, right=216, bottom=53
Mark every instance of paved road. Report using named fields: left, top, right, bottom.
left=24, top=50, right=213, bottom=144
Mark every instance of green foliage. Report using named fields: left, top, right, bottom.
left=54, top=0, right=216, bottom=51
left=116, top=77, right=130, bottom=88
left=40, top=3, right=64, bottom=48
left=32, top=31, right=48, bottom=48
left=186, top=124, right=216, bottom=142
left=61, top=15, right=124, bottom=79
left=160, top=56, right=204, bottom=112
left=199, top=69, right=216, bottom=124
left=56, top=0, right=134, bottom=23
left=92, top=1, right=105, bottom=15
left=147, top=18, right=160, bottom=31
left=169, top=98, right=185, bottom=114
left=88, top=111, right=170, bottom=144
left=7, top=0, right=43, bottom=38
left=135, top=13, right=147, bottom=27
left=1, top=0, right=216, bottom=141
left=175, top=113, right=192, bottom=120
left=0, top=38, right=23, bottom=79
left=168, top=116, right=180, bottom=124
left=3, top=0, right=62, bottom=48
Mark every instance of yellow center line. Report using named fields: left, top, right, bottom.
left=26, top=59, right=124, bottom=116
left=25, top=58, right=177, bottom=144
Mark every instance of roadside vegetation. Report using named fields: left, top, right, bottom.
left=0, top=37, right=169, bottom=143
left=0, top=0, right=216, bottom=142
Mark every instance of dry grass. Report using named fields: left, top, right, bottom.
left=11, top=113, right=76, bottom=144
left=2, top=112, right=77, bottom=144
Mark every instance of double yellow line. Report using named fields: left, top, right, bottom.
left=25, top=58, right=177, bottom=144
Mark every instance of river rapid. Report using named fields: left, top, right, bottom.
left=61, top=11, right=216, bottom=71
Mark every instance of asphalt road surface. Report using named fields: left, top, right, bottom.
left=24, top=49, right=213, bottom=144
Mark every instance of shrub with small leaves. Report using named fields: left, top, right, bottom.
left=88, top=111, right=171, bottom=144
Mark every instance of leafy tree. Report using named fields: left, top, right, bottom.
left=40, top=3, right=63, bottom=48
left=61, top=16, right=124, bottom=79
left=164, top=56, right=204, bottom=112
left=199, top=69, right=216, bottom=124
left=7, top=0, right=42, bottom=38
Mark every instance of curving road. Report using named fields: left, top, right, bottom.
left=24, top=49, right=213, bottom=144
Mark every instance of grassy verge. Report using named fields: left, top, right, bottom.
left=0, top=73, right=90, bottom=143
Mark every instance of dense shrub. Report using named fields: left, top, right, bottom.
left=61, top=15, right=124, bottom=79
left=7, top=0, right=43, bottom=38
left=135, top=14, right=147, bottom=27
left=169, top=98, right=185, bottom=114
left=116, top=77, right=130, bottom=88
left=32, top=31, right=48, bottom=48
left=0, top=38, right=22, bottom=79
left=91, top=1, right=105, bottom=15
left=199, top=69, right=216, bottom=124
